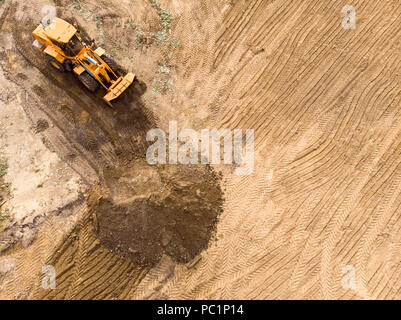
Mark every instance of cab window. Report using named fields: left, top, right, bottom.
left=67, top=35, right=84, bottom=55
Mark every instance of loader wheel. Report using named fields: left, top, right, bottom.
left=78, top=71, right=99, bottom=92
left=101, top=54, right=119, bottom=74
left=47, top=56, right=65, bottom=72
left=64, top=60, right=73, bottom=72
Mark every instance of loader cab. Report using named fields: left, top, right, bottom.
left=42, top=18, right=77, bottom=43
left=37, top=18, right=85, bottom=57
left=68, top=35, right=85, bottom=55
left=60, top=34, right=85, bottom=57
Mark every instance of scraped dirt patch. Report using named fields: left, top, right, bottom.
left=95, top=160, right=224, bottom=265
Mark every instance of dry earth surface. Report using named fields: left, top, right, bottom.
left=0, top=0, right=400, bottom=299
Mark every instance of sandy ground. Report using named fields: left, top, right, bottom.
left=0, top=73, right=82, bottom=225
left=0, top=0, right=400, bottom=299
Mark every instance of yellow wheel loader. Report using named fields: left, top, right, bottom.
left=32, top=18, right=135, bottom=107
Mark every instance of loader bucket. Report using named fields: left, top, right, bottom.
left=103, top=72, right=135, bottom=107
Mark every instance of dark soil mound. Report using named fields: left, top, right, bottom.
left=94, top=160, right=224, bottom=266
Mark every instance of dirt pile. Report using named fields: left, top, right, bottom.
left=95, top=160, right=224, bottom=265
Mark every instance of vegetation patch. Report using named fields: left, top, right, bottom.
left=157, top=63, right=170, bottom=75
left=68, top=0, right=81, bottom=10
left=0, top=148, right=8, bottom=179
left=151, top=0, right=174, bottom=44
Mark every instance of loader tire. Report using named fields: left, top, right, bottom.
left=78, top=71, right=99, bottom=92
left=64, top=60, right=73, bottom=72
left=47, top=56, right=65, bottom=72
left=101, top=54, right=119, bottom=74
